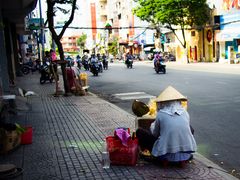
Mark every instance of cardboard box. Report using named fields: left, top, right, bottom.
left=0, top=129, right=21, bottom=154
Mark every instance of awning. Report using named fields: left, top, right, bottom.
left=143, top=46, right=154, bottom=51
left=216, top=29, right=240, bottom=41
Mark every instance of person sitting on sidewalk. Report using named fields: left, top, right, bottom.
left=136, top=86, right=197, bottom=164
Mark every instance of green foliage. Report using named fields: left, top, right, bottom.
left=154, top=0, right=210, bottom=28
left=132, top=0, right=159, bottom=24
left=47, top=0, right=77, bottom=93
left=133, top=0, right=211, bottom=48
left=133, top=0, right=210, bottom=28
left=15, top=123, right=26, bottom=134
left=77, top=34, right=87, bottom=50
left=108, top=37, right=118, bottom=57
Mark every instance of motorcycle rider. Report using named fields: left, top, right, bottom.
left=125, top=52, right=133, bottom=65
left=82, top=53, right=89, bottom=70
left=154, top=51, right=165, bottom=65
left=97, top=53, right=103, bottom=72
left=102, top=53, right=108, bottom=69
left=154, top=52, right=160, bottom=68
left=43, top=51, right=51, bottom=65
left=102, top=53, right=107, bottom=60
left=89, top=53, right=99, bottom=76
left=90, top=53, right=98, bottom=64
left=76, top=55, right=82, bottom=69
left=89, top=53, right=98, bottom=68
left=154, top=51, right=166, bottom=74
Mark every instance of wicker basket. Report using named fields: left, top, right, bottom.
left=0, top=129, right=21, bottom=154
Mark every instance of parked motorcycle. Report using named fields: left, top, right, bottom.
left=21, top=59, right=41, bottom=75
left=90, top=62, right=99, bottom=76
left=40, top=62, right=54, bottom=84
left=155, top=60, right=166, bottom=74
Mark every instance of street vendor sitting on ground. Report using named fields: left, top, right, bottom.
left=136, top=86, right=197, bottom=162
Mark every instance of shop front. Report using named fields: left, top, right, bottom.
left=216, top=12, right=240, bottom=63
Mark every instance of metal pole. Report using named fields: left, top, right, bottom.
left=39, top=0, right=45, bottom=62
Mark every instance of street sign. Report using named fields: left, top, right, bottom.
left=27, top=18, right=44, bottom=30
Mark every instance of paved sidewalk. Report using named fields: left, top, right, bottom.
left=0, top=73, right=238, bottom=180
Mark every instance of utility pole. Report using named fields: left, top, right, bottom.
left=39, top=0, right=45, bottom=61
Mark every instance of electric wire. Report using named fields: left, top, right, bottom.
left=45, top=19, right=240, bottom=31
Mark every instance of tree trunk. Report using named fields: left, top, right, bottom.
left=49, top=28, right=69, bottom=95
left=46, top=0, right=77, bottom=95
left=184, top=47, right=189, bottom=64
left=55, top=39, right=69, bottom=95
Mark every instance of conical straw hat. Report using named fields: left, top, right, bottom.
left=156, top=86, right=187, bottom=102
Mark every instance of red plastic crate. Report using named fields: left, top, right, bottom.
left=106, top=136, right=139, bottom=166
left=21, top=126, right=33, bottom=144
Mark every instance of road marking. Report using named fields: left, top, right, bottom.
left=216, top=81, right=227, bottom=85
left=113, top=92, right=155, bottom=100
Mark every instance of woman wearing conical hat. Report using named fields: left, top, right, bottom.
left=136, top=86, right=197, bottom=163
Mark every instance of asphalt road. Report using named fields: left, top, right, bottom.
left=87, top=61, right=240, bottom=176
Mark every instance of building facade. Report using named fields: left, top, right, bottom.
left=95, top=0, right=155, bottom=58
left=0, top=0, right=37, bottom=110
left=214, top=0, right=240, bottom=64
left=55, top=0, right=240, bottom=63
left=61, top=35, right=80, bottom=52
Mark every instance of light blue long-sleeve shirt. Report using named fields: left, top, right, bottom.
left=150, top=110, right=197, bottom=157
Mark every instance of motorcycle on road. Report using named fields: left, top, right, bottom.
left=90, top=62, right=99, bottom=76
left=125, top=53, right=134, bottom=69
left=155, top=60, right=166, bottom=74
left=126, top=59, right=133, bottom=68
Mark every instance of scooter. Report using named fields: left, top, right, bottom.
left=40, top=62, right=54, bottom=84
left=21, top=59, right=41, bottom=75
left=90, top=62, right=99, bottom=76
left=125, top=59, right=133, bottom=69
left=155, top=60, right=166, bottom=74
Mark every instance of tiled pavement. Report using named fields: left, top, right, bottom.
left=0, top=73, right=238, bottom=180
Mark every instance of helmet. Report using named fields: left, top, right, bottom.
left=132, top=100, right=149, bottom=117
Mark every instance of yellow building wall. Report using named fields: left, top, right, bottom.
left=174, top=28, right=214, bottom=63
